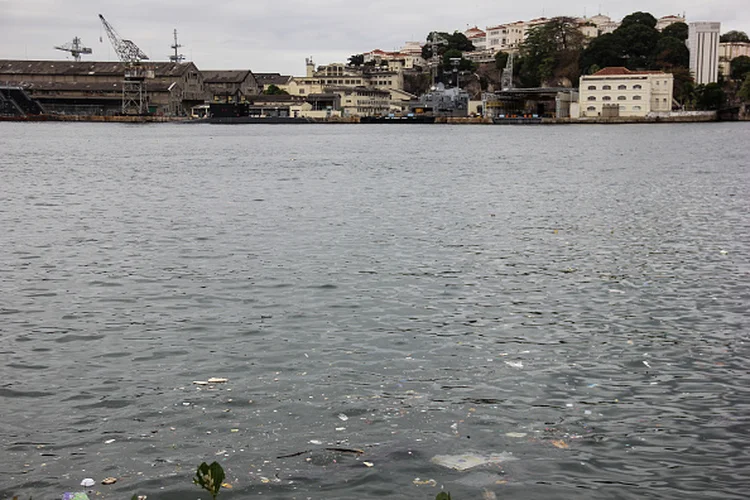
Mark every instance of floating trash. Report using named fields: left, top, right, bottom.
left=413, top=478, right=437, bottom=486
left=338, top=413, right=349, bottom=421
left=208, top=377, right=228, bottom=384
left=104, top=439, right=115, bottom=444
left=309, top=439, right=323, bottom=445
left=431, top=452, right=516, bottom=471
left=193, top=381, right=209, bottom=386
left=505, top=361, right=524, bottom=369
left=550, top=440, right=569, bottom=449
left=363, top=461, right=374, bottom=467
left=62, top=493, right=90, bottom=500
left=80, top=478, right=95, bottom=487
left=101, top=477, right=117, bottom=485
left=505, top=432, right=527, bottom=438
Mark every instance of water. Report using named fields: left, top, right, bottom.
left=1, top=122, right=749, bottom=500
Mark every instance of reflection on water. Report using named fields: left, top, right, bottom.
left=0, top=122, right=749, bottom=499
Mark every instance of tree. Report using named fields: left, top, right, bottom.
left=720, top=30, right=750, bottom=43
left=519, top=17, right=585, bottom=86
left=670, top=66, right=695, bottom=105
left=730, top=55, right=750, bottom=80
left=620, top=11, right=658, bottom=29
left=580, top=33, right=625, bottom=73
left=739, top=74, right=750, bottom=101
left=263, top=84, right=288, bottom=95
left=653, top=36, right=690, bottom=69
left=447, top=31, right=475, bottom=52
left=661, top=22, right=689, bottom=41
left=348, top=54, right=364, bottom=66
left=615, top=22, right=661, bottom=69
left=495, top=51, right=509, bottom=71
left=694, top=82, right=725, bottom=110
left=422, top=31, right=474, bottom=60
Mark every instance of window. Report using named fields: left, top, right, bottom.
left=618, top=95, right=626, bottom=100
left=588, top=96, right=596, bottom=101
left=656, top=81, right=660, bottom=85
left=588, top=85, right=596, bottom=90
left=633, top=95, right=642, bottom=100
left=602, top=85, right=611, bottom=90
left=618, top=84, right=626, bottom=90
left=633, top=105, right=641, bottom=111
left=603, top=96, right=612, bottom=101
left=633, top=84, right=642, bottom=90
left=587, top=106, right=596, bottom=111
left=299, top=89, right=305, bottom=94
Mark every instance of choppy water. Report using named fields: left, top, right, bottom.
left=0, top=122, right=749, bottom=500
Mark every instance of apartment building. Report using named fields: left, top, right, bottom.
left=579, top=67, right=674, bottom=118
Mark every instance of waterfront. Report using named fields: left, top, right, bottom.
left=1, top=122, right=749, bottom=499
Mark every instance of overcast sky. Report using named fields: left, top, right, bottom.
left=1, top=1, right=747, bottom=75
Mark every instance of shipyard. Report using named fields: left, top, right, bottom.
left=1, top=11, right=749, bottom=123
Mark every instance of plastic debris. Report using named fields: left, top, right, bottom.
left=208, top=377, right=228, bottom=384
left=551, top=440, right=569, bottom=449
left=62, top=494, right=90, bottom=500
left=363, top=461, right=374, bottom=467
left=505, top=432, right=527, bottom=438
left=337, top=413, right=349, bottom=421
left=104, top=439, right=115, bottom=444
left=101, top=477, right=117, bottom=485
left=309, top=439, right=322, bottom=445
left=230, top=428, right=239, bottom=433
left=221, top=482, right=233, bottom=489
left=505, top=361, right=523, bottom=369
left=413, top=478, right=437, bottom=486
left=80, top=478, right=95, bottom=487
left=193, top=380, right=209, bottom=385
left=431, top=452, right=516, bottom=471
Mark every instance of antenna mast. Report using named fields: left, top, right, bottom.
left=170, top=29, right=185, bottom=63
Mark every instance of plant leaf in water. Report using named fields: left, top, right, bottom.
left=194, top=461, right=226, bottom=500
left=436, top=493, right=452, bottom=500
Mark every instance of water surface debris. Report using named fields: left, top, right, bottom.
left=62, top=494, right=90, bottom=500
left=551, top=440, right=569, bottom=449
left=431, top=452, right=516, bottom=471
left=101, top=477, right=117, bottom=485
left=207, top=377, right=228, bottom=384
left=80, top=478, right=95, bottom=487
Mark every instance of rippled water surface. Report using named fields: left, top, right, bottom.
left=1, top=122, right=749, bottom=499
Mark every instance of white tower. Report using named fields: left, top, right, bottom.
left=688, top=22, right=721, bottom=85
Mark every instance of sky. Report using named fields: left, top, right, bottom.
left=1, top=0, right=748, bottom=76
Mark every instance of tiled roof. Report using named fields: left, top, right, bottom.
left=202, top=70, right=253, bottom=83
left=0, top=60, right=196, bottom=77
left=592, top=67, right=666, bottom=76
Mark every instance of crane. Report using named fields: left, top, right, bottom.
left=98, top=14, right=149, bottom=63
left=54, top=37, right=92, bottom=62
left=98, top=13, right=151, bottom=115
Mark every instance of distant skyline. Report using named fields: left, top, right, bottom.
left=1, top=1, right=748, bottom=75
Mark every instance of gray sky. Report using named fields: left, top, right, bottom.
left=1, top=1, right=747, bottom=75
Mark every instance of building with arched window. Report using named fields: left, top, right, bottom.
left=578, top=67, right=673, bottom=118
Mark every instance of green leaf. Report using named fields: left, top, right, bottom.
left=194, top=461, right=226, bottom=500
left=436, top=493, right=452, bottom=500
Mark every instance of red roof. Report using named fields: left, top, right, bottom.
left=592, top=67, right=666, bottom=76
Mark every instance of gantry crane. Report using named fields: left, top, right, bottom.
left=54, top=37, right=92, bottom=62
left=98, top=13, right=151, bottom=115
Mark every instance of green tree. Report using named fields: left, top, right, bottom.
left=662, top=22, right=689, bottom=41
left=580, top=33, right=625, bottom=73
left=348, top=54, right=364, bottom=66
left=694, top=82, right=725, bottom=110
left=670, top=66, right=695, bottom=105
left=263, top=84, right=288, bottom=95
left=720, top=30, right=750, bottom=43
left=422, top=31, right=474, bottom=60
left=495, top=51, right=509, bottom=71
left=653, top=36, right=690, bottom=69
left=730, top=55, right=750, bottom=80
left=739, top=74, right=750, bottom=101
left=519, top=17, right=585, bottom=86
left=447, top=31, right=475, bottom=52
left=620, top=11, right=658, bottom=29
left=615, top=22, right=661, bottom=69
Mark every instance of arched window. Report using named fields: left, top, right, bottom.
left=602, top=85, right=611, bottom=90
left=587, top=106, right=596, bottom=111
left=633, top=95, right=642, bottom=100
left=618, top=84, right=627, bottom=90
left=617, top=95, right=627, bottom=100
left=588, top=85, right=596, bottom=90
left=603, top=96, right=612, bottom=101
left=633, top=105, right=642, bottom=111
left=588, top=96, right=596, bottom=101
left=633, top=84, right=642, bottom=90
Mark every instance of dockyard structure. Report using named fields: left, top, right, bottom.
left=203, top=70, right=260, bottom=103
left=0, top=60, right=206, bottom=116
left=578, top=67, right=674, bottom=118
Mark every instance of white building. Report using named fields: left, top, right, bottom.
left=719, top=41, right=750, bottom=77
left=579, top=67, right=674, bottom=118
left=656, top=14, right=686, bottom=31
left=688, top=22, right=721, bottom=85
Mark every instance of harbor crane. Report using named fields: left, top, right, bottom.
left=98, top=13, right=151, bottom=115
left=54, top=37, right=92, bottom=61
